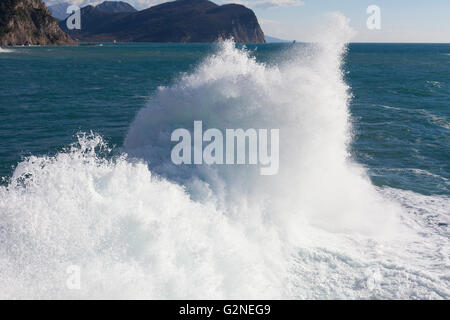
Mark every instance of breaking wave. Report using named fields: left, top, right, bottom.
left=0, top=14, right=448, bottom=299
left=0, top=47, right=13, bottom=53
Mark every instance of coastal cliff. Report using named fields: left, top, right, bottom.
left=61, top=0, right=265, bottom=43
left=0, top=0, right=74, bottom=46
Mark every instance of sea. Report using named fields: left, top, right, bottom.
left=0, top=17, right=449, bottom=299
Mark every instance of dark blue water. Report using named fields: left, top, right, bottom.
left=1, top=43, right=449, bottom=196
left=347, top=43, right=450, bottom=196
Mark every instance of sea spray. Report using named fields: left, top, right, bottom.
left=124, top=14, right=400, bottom=235
left=0, top=14, right=448, bottom=299
left=0, top=133, right=286, bottom=299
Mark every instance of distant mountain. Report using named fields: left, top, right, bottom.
left=0, top=0, right=74, bottom=46
left=61, top=0, right=265, bottom=43
left=47, top=2, right=70, bottom=20
left=48, top=1, right=136, bottom=21
left=265, top=35, right=290, bottom=43
left=95, top=1, right=137, bottom=14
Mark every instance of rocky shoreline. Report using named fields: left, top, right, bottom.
left=0, top=0, right=74, bottom=46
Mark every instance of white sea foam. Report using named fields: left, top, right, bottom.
left=0, top=47, right=13, bottom=53
left=417, top=109, right=450, bottom=130
left=124, top=13, right=399, bottom=235
left=0, top=13, right=448, bottom=299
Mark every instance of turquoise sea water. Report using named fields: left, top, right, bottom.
left=0, top=40, right=449, bottom=299
left=1, top=43, right=449, bottom=195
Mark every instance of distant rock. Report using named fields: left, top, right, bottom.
left=48, top=1, right=137, bottom=20
left=0, top=0, right=74, bottom=46
left=95, top=1, right=138, bottom=14
left=61, top=0, right=265, bottom=43
left=265, top=35, right=290, bottom=43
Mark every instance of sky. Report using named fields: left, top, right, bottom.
left=43, top=0, right=450, bottom=43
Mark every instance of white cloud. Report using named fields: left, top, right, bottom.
left=221, top=0, right=304, bottom=9
left=44, top=0, right=305, bottom=10
left=43, top=0, right=162, bottom=10
left=259, top=18, right=281, bottom=25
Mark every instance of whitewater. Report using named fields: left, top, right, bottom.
left=0, top=47, right=13, bottom=53
left=0, top=14, right=448, bottom=299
